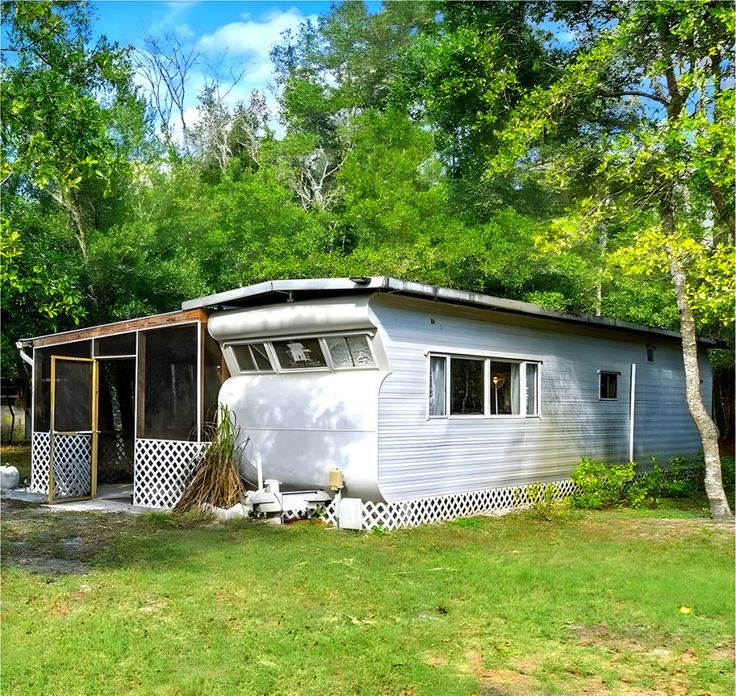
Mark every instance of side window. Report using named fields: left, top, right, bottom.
left=599, top=371, right=618, bottom=400
left=428, top=354, right=541, bottom=418
left=646, top=345, right=655, bottom=363
left=525, top=362, right=539, bottom=416
left=489, top=361, right=520, bottom=415
left=429, top=356, right=447, bottom=416
left=232, top=343, right=273, bottom=373
left=450, top=358, right=485, bottom=415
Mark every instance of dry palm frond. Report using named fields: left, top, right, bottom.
left=175, top=405, right=247, bottom=513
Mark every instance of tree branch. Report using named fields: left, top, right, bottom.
left=596, top=88, right=669, bottom=106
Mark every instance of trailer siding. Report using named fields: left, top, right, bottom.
left=371, top=295, right=708, bottom=502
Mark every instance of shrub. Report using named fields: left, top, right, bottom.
left=570, top=458, right=636, bottom=509
left=523, top=482, right=572, bottom=520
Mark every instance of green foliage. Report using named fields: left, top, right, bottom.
left=523, top=482, right=572, bottom=521
left=571, top=458, right=637, bottom=509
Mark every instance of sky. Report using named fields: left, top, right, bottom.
left=90, top=1, right=379, bottom=133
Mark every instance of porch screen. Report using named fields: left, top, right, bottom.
left=54, top=360, right=93, bottom=432
left=34, top=341, right=92, bottom=432
left=140, top=325, right=197, bottom=440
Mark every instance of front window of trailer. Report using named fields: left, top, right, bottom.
left=273, top=338, right=327, bottom=369
left=232, top=343, right=273, bottom=372
left=325, top=335, right=375, bottom=368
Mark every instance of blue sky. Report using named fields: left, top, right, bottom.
left=90, top=1, right=380, bottom=132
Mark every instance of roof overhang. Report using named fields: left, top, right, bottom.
left=182, top=276, right=716, bottom=346
left=20, top=309, right=209, bottom=348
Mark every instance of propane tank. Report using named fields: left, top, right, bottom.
left=0, top=466, right=20, bottom=490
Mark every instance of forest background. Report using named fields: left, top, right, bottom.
left=2, top=1, right=734, bottom=448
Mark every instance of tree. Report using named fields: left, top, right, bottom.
left=489, top=1, right=734, bottom=518
left=1, top=0, right=147, bottom=260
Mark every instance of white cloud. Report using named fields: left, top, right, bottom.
left=198, top=8, right=316, bottom=62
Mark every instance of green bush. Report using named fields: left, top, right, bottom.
left=570, top=458, right=636, bottom=509
left=524, top=482, right=572, bottom=520
left=571, top=454, right=734, bottom=511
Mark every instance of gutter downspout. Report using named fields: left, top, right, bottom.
left=629, top=363, right=636, bottom=462
left=16, top=341, right=33, bottom=367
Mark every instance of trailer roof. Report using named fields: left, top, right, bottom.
left=182, top=276, right=710, bottom=344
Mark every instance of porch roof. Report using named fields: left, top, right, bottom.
left=19, top=309, right=208, bottom=349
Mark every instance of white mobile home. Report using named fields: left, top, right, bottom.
left=187, top=278, right=710, bottom=511
left=21, top=277, right=711, bottom=527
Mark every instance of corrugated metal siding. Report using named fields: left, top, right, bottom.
left=371, top=295, right=708, bottom=502
left=634, top=354, right=712, bottom=462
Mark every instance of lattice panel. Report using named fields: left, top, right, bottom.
left=325, top=479, right=580, bottom=531
left=134, top=439, right=208, bottom=509
left=51, top=434, right=92, bottom=498
left=99, top=431, right=134, bottom=484
left=30, top=432, right=51, bottom=494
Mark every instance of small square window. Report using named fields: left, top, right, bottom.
left=599, top=372, right=618, bottom=400
left=646, top=345, right=655, bottom=363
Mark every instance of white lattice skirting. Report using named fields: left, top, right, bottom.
left=30, top=432, right=51, bottom=493
left=323, top=479, right=578, bottom=531
left=134, top=439, right=208, bottom=509
left=30, top=431, right=91, bottom=498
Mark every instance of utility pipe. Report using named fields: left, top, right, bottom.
left=629, top=363, right=636, bottom=462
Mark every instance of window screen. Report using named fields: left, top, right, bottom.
left=34, top=341, right=92, bottom=432
left=53, top=359, right=92, bottom=432
left=141, top=325, right=198, bottom=440
left=600, top=372, right=618, bottom=400
left=94, top=333, right=136, bottom=357
left=450, top=358, right=484, bottom=415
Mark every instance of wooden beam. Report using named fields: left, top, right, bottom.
left=31, top=310, right=209, bottom=348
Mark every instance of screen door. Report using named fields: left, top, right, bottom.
left=48, top=356, right=99, bottom=504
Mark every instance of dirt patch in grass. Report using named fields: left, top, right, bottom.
left=465, top=650, right=542, bottom=696
left=581, top=514, right=734, bottom=545
left=1, top=499, right=136, bottom=576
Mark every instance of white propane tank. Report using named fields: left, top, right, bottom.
left=0, top=466, right=20, bottom=490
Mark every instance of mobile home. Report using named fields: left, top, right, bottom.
left=21, top=277, right=710, bottom=528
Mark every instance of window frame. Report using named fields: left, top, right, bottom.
left=598, top=370, right=620, bottom=400
left=230, top=342, right=276, bottom=374
left=427, top=352, right=542, bottom=420
left=225, top=332, right=377, bottom=375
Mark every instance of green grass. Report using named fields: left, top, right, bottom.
left=1, top=501, right=733, bottom=696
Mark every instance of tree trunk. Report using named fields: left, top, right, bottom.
left=665, top=242, right=732, bottom=519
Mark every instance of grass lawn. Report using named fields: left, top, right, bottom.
left=1, top=498, right=733, bottom=696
